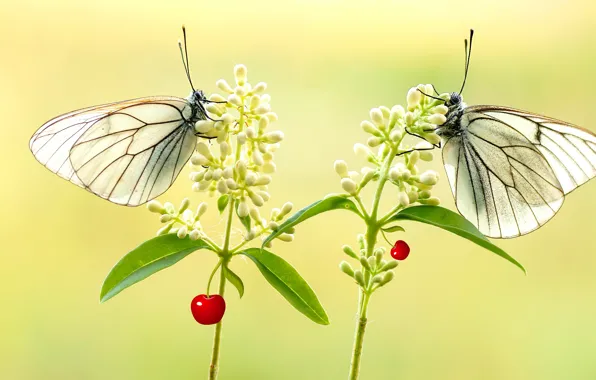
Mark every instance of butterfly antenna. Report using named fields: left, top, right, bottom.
left=178, top=25, right=196, bottom=92
left=417, top=89, right=445, bottom=102
left=458, top=29, right=474, bottom=95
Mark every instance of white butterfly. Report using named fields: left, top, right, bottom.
left=424, top=30, right=596, bottom=238
left=29, top=27, right=216, bottom=206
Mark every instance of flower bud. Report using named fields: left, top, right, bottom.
left=216, top=79, right=234, bottom=93
left=341, top=178, right=358, bottom=195
left=265, top=112, right=278, bottom=122
left=279, top=202, right=293, bottom=218
left=342, top=245, right=359, bottom=259
left=252, top=82, right=267, bottom=93
left=359, top=256, right=371, bottom=270
left=407, top=190, right=419, bottom=203
left=249, top=191, right=265, bottom=207
left=369, top=108, right=384, bottom=127
left=419, top=170, right=439, bottom=186
left=227, top=94, right=242, bottom=106
left=408, top=150, right=419, bottom=167
left=432, top=105, right=449, bottom=115
left=421, top=196, right=441, bottom=206
left=361, top=120, right=379, bottom=135
left=407, top=87, right=422, bottom=110
left=354, top=270, right=365, bottom=287
left=379, top=271, right=395, bottom=285
left=339, top=261, right=355, bottom=277
left=428, top=114, right=447, bottom=125
left=254, top=175, right=272, bottom=186
left=217, top=179, right=229, bottom=194
left=147, top=200, right=165, bottom=214
left=189, top=229, right=201, bottom=241
left=195, top=203, right=208, bottom=219
left=157, top=223, right=173, bottom=236
left=277, top=233, right=294, bottom=242
left=334, top=160, right=349, bottom=178
left=234, top=64, right=247, bottom=85
left=195, top=120, right=214, bottom=134
left=398, top=191, right=410, bottom=207
left=367, top=136, right=382, bottom=147
left=237, top=200, right=249, bottom=217
left=372, top=274, right=384, bottom=284
left=164, top=202, right=175, bottom=214
left=382, top=260, right=399, bottom=271
left=367, top=256, right=376, bottom=270
left=236, top=160, right=247, bottom=179
left=422, top=132, right=441, bottom=145
left=264, top=131, right=284, bottom=143
left=177, top=226, right=188, bottom=239
left=160, top=214, right=173, bottom=223
left=205, top=103, right=223, bottom=116
left=405, top=111, right=415, bottom=126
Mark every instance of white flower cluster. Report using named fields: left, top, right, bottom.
left=146, top=65, right=296, bottom=247
left=189, top=64, right=282, bottom=218
left=147, top=198, right=207, bottom=240
left=333, top=84, right=445, bottom=207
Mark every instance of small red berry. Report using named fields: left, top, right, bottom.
left=190, top=294, right=226, bottom=325
left=390, top=240, right=410, bottom=260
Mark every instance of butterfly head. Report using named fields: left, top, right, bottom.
left=189, top=90, right=207, bottom=105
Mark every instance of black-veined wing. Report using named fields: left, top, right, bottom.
left=442, top=110, right=567, bottom=238
left=468, top=106, right=596, bottom=194
left=29, top=96, right=198, bottom=206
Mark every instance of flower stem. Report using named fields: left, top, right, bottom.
left=208, top=264, right=227, bottom=380
left=348, top=288, right=371, bottom=380
left=208, top=199, right=235, bottom=380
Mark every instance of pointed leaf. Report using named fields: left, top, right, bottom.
left=263, top=195, right=362, bottom=247
left=217, top=195, right=230, bottom=214
left=387, top=205, right=525, bottom=273
left=235, top=202, right=251, bottom=231
left=382, top=225, right=405, bottom=233
left=224, top=266, right=244, bottom=298
left=241, top=248, right=329, bottom=325
left=100, top=234, right=214, bottom=302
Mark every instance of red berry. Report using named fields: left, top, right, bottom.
left=390, top=240, right=410, bottom=260
left=190, top=294, right=226, bottom=325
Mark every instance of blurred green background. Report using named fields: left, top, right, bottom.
left=2, top=0, right=596, bottom=379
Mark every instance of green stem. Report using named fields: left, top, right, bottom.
left=348, top=146, right=397, bottom=379
left=348, top=288, right=371, bottom=380
left=208, top=199, right=235, bottom=380
left=208, top=262, right=227, bottom=380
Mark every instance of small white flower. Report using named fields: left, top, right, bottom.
left=195, top=120, right=215, bottom=134
left=361, top=120, right=379, bottom=135
left=196, top=203, right=208, bottom=219
left=228, top=94, right=242, bottom=106
left=237, top=200, right=249, bottom=217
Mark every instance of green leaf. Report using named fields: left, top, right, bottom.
left=224, top=265, right=244, bottom=298
left=100, top=234, right=214, bottom=302
left=263, top=195, right=362, bottom=247
left=217, top=195, right=230, bottom=213
left=235, top=202, right=251, bottom=231
left=387, top=205, right=526, bottom=273
left=241, top=248, right=329, bottom=325
left=382, top=225, right=405, bottom=233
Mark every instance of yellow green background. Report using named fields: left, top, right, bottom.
left=2, top=0, right=596, bottom=379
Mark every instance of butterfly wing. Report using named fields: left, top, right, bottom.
left=442, top=110, right=567, bottom=238
left=30, top=96, right=198, bottom=206
left=467, top=106, right=596, bottom=194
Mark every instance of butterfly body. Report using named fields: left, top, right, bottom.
left=436, top=92, right=466, bottom=139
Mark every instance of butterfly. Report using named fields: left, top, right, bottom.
left=29, top=27, right=219, bottom=207
left=417, top=30, right=596, bottom=238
